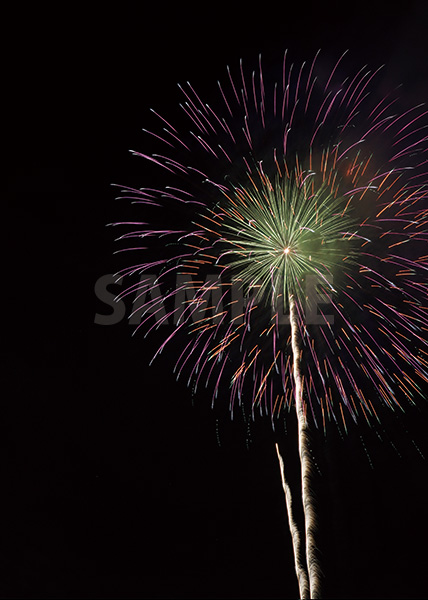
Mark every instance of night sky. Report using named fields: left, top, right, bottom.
left=4, top=3, right=428, bottom=598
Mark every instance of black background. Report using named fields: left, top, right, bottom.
left=4, top=3, right=428, bottom=598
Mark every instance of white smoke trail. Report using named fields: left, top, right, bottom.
left=276, top=443, right=310, bottom=599
left=289, top=294, right=323, bottom=599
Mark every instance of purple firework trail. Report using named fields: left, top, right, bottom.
left=111, top=50, right=428, bottom=598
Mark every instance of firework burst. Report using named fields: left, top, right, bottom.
left=113, top=50, right=428, bottom=432
left=111, top=50, right=428, bottom=598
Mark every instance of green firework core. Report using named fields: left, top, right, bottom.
left=215, top=163, right=360, bottom=311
